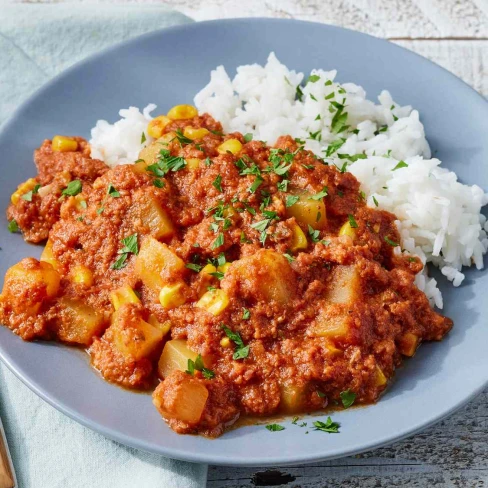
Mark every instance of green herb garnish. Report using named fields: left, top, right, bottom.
left=313, top=417, right=340, bottom=433
left=62, top=180, right=82, bottom=197
left=266, top=424, right=285, bottom=432
left=222, top=325, right=250, bottom=360
left=340, top=390, right=356, bottom=408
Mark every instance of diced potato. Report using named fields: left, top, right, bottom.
left=131, top=160, right=149, bottom=175
left=129, top=195, right=174, bottom=240
left=11, top=178, right=38, bottom=205
left=310, top=312, right=351, bottom=339
left=398, top=332, right=420, bottom=357
left=196, top=289, right=229, bottom=316
left=224, top=250, right=295, bottom=305
left=374, top=365, right=388, bottom=387
left=135, top=237, right=185, bottom=296
left=326, top=265, right=360, bottom=305
left=159, top=282, right=188, bottom=309
left=147, top=115, right=171, bottom=139
left=52, top=135, right=78, bottom=152
left=110, top=284, right=141, bottom=311
left=217, top=139, right=242, bottom=155
left=153, top=376, right=209, bottom=424
left=324, top=340, right=343, bottom=356
left=167, top=104, right=198, bottom=120
left=2, top=259, right=60, bottom=315
left=183, top=127, right=209, bottom=140
left=338, top=221, right=357, bottom=240
left=56, top=298, right=105, bottom=345
left=285, top=191, right=326, bottom=229
left=158, top=339, right=199, bottom=378
left=70, top=264, right=93, bottom=287
left=111, top=307, right=163, bottom=360
left=148, top=315, right=172, bottom=336
left=289, top=222, right=308, bottom=252
left=40, top=239, right=61, bottom=272
left=279, top=382, right=307, bottom=413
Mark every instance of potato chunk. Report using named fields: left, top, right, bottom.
left=279, top=382, right=307, bottom=413
left=158, top=339, right=198, bottom=379
left=153, top=371, right=209, bottom=424
left=129, top=195, right=174, bottom=240
left=111, top=305, right=163, bottom=360
left=223, top=249, right=295, bottom=305
left=56, top=298, right=105, bottom=345
left=326, top=265, right=361, bottom=305
left=285, top=191, right=326, bottom=229
left=135, top=237, right=185, bottom=296
left=310, top=311, right=352, bottom=339
left=2, top=258, right=60, bottom=315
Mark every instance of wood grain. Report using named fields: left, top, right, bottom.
left=0, top=431, right=14, bottom=488
left=5, top=0, right=488, bottom=486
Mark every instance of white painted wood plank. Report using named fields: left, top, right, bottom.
left=7, top=0, right=488, bottom=38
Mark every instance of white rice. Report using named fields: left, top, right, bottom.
left=89, top=53, right=488, bottom=308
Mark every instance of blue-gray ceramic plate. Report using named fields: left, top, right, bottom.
left=0, top=19, right=487, bottom=466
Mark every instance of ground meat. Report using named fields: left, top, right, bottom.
left=0, top=112, right=453, bottom=437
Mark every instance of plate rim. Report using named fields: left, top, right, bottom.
left=0, top=17, right=487, bottom=466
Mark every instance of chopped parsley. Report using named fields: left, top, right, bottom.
left=141, top=132, right=146, bottom=144
left=392, top=160, right=408, bottom=171
left=283, top=253, right=295, bottom=263
left=309, top=187, right=328, bottom=200
left=266, top=424, right=285, bottom=432
left=317, top=390, right=326, bottom=398
left=248, top=176, right=263, bottom=194
left=211, top=233, right=224, bottom=250
left=384, top=236, right=399, bottom=247
left=308, top=225, right=320, bottom=243
left=62, top=180, right=82, bottom=197
left=185, top=263, right=203, bottom=273
left=244, top=133, right=253, bottom=142
left=372, top=196, right=379, bottom=207
left=313, top=417, right=340, bottom=434
left=285, top=195, right=300, bottom=208
left=222, top=325, right=250, bottom=360
left=111, top=233, right=138, bottom=270
left=308, top=74, right=320, bottom=83
left=330, top=103, right=349, bottom=134
left=146, top=148, right=187, bottom=177
left=347, top=214, right=358, bottom=228
left=209, top=271, right=224, bottom=281
left=324, top=138, right=346, bottom=157
left=340, top=390, right=356, bottom=409
left=242, top=308, right=250, bottom=320
left=212, top=174, right=223, bottom=192
left=174, top=129, right=193, bottom=146
left=277, top=179, right=289, bottom=192
left=107, top=184, right=120, bottom=198
left=324, top=80, right=333, bottom=86
left=7, top=219, right=19, bottom=233
left=153, top=178, right=165, bottom=188
left=296, top=85, right=304, bottom=102
left=186, top=354, right=215, bottom=379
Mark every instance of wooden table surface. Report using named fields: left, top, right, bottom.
left=7, top=0, right=488, bottom=486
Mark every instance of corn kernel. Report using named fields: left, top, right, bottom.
left=147, top=115, right=171, bottom=139
left=167, top=104, right=198, bottom=120
left=220, top=337, right=231, bottom=348
left=218, top=263, right=231, bottom=274
left=398, top=332, right=420, bottom=357
left=374, top=365, right=388, bottom=387
left=290, top=223, right=308, bottom=252
left=183, top=127, right=209, bottom=140
left=110, top=284, right=140, bottom=311
left=339, top=221, right=357, bottom=240
left=159, top=282, right=187, bottom=309
left=148, top=315, right=172, bottom=336
left=186, top=158, right=201, bottom=170
left=52, top=135, right=78, bottom=152
left=71, top=265, right=93, bottom=287
left=325, top=341, right=343, bottom=356
left=11, top=178, right=38, bottom=205
left=217, top=138, right=242, bottom=155
left=196, top=289, right=230, bottom=316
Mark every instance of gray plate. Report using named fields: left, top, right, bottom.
left=0, top=19, right=487, bottom=466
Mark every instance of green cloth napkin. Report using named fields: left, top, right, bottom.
left=0, top=5, right=208, bottom=488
